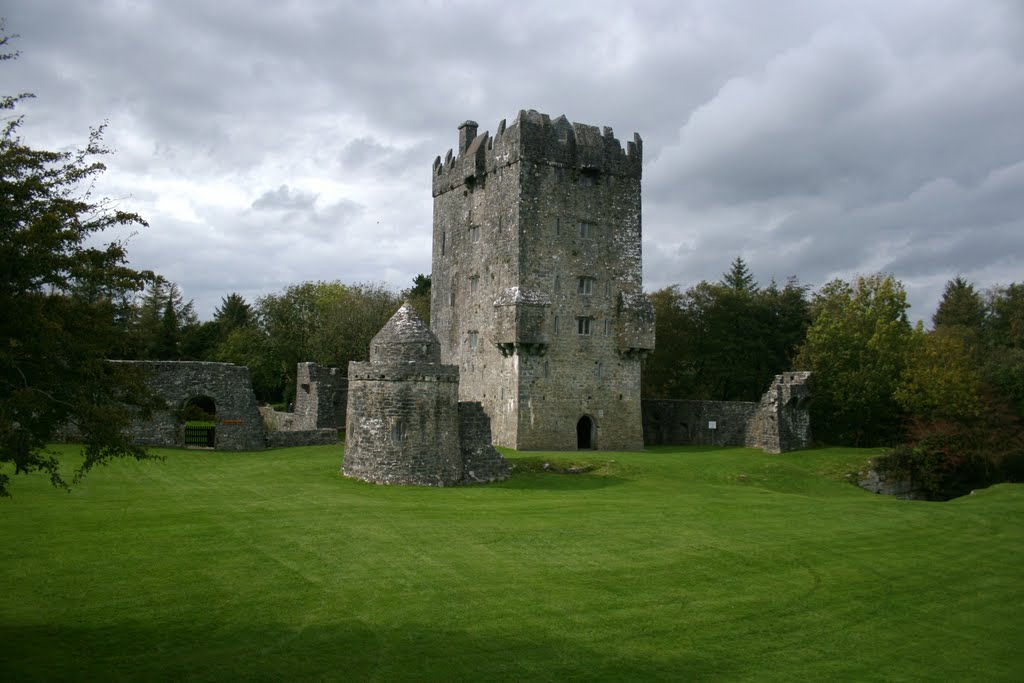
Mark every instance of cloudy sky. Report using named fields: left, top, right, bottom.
left=3, top=0, right=1022, bottom=323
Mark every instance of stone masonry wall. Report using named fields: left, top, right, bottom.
left=293, top=362, right=348, bottom=430
left=432, top=110, right=652, bottom=451
left=642, top=373, right=813, bottom=454
left=266, top=429, right=338, bottom=448
left=110, top=361, right=265, bottom=450
left=642, top=399, right=758, bottom=448
left=344, top=362, right=463, bottom=486
left=458, top=401, right=511, bottom=483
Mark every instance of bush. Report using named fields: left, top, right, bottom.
left=877, top=400, right=1024, bottom=500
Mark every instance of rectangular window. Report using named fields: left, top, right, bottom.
left=469, top=275, right=479, bottom=293
left=604, top=319, right=610, bottom=336
left=577, top=317, right=592, bottom=336
left=555, top=217, right=561, bottom=236
left=469, top=225, right=480, bottom=242
left=441, top=231, right=446, bottom=255
left=605, top=280, right=612, bottom=297
left=579, top=221, right=592, bottom=238
left=578, top=277, right=594, bottom=295
left=554, top=315, right=560, bottom=335
left=468, top=331, right=478, bottom=350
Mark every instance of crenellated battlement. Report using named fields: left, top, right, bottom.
left=432, top=109, right=642, bottom=196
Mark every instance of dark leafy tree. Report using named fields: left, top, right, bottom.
left=214, top=293, right=252, bottom=333
left=642, top=267, right=810, bottom=402
left=216, top=280, right=401, bottom=403
left=933, top=276, right=986, bottom=334
left=982, top=283, right=1024, bottom=415
left=0, top=28, right=161, bottom=496
left=720, top=256, right=758, bottom=294
left=796, top=274, right=913, bottom=446
left=127, top=275, right=196, bottom=359
left=403, top=274, right=431, bottom=325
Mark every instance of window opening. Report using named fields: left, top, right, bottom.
left=578, top=277, right=594, bottom=295
left=577, top=317, right=592, bottom=336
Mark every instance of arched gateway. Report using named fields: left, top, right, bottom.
left=576, top=415, right=595, bottom=450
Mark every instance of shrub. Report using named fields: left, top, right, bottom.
left=877, top=398, right=1024, bottom=500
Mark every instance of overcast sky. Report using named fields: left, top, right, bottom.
left=2, top=0, right=1022, bottom=323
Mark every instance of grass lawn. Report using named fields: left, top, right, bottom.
left=1, top=444, right=1022, bottom=681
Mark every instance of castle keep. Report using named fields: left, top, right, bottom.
left=431, top=110, right=654, bottom=450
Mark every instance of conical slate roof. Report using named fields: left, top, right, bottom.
left=369, top=302, right=441, bottom=364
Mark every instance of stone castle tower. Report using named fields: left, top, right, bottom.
left=431, top=110, right=655, bottom=451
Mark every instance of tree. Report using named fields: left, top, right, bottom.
left=720, top=256, right=757, bottom=294
left=0, top=28, right=160, bottom=496
left=214, top=293, right=252, bottom=333
left=796, top=274, right=913, bottom=446
left=933, top=276, right=986, bottom=332
left=216, top=280, right=402, bottom=403
left=895, top=327, right=984, bottom=423
left=402, top=274, right=431, bottom=325
left=642, top=267, right=810, bottom=402
left=981, top=283, right=1024, bottom=416
left=129, top=275, right=197, bottom=359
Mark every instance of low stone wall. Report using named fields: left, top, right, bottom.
left=642, top=400, right=757, bottom=447
left=267, top=429, right=338, bottom=448
left=857, top=469, right=925, bottom=499
left=259, top=406, right=296, bottom=431
left=642, top=373, right=813, bottom=454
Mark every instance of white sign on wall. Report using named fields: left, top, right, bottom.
left=708, top=421, right=717, bottom=430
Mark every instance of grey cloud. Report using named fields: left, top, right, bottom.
left=252, top=185, right=318, bottom=212
left=3, top=0, right=1022, bottom=323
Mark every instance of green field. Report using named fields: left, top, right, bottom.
left=2, top=444, right=1022, bottom=681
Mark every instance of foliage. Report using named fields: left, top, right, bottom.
left=982, top=283, right=1024, bottom=414
left=403, top=273, right=431, bottom=325
left=215, top=280, right=401, bottom=402
left=895, top=326, right=984, bottom=422
left=933, top=275, right=986, bottom=333
left=0, top=28, right=160, bottom=495
left=796, top=274, right=913, bottom=446
left=127, top=275, right=198, bottom=359
left=720, top=255, right=757, bottom=293
left=876, top=399, right=1024, bottom=500
left=213, top=292, right=252, bottom=332
left=643, top=261, right=810, bottom=401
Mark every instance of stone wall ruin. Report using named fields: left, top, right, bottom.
left=642, top=372, right=813, bottom=454
left=110, top=360, right=265, bottom=450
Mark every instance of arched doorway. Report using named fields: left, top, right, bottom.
left=181, top=395, right=217, bottom=448
left=577, top=415, right=595, bottom=450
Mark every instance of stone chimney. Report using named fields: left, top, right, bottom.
left=458, top=120, right=478, bottom=155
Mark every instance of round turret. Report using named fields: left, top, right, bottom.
left=369, top=302, right=441, bottom=364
